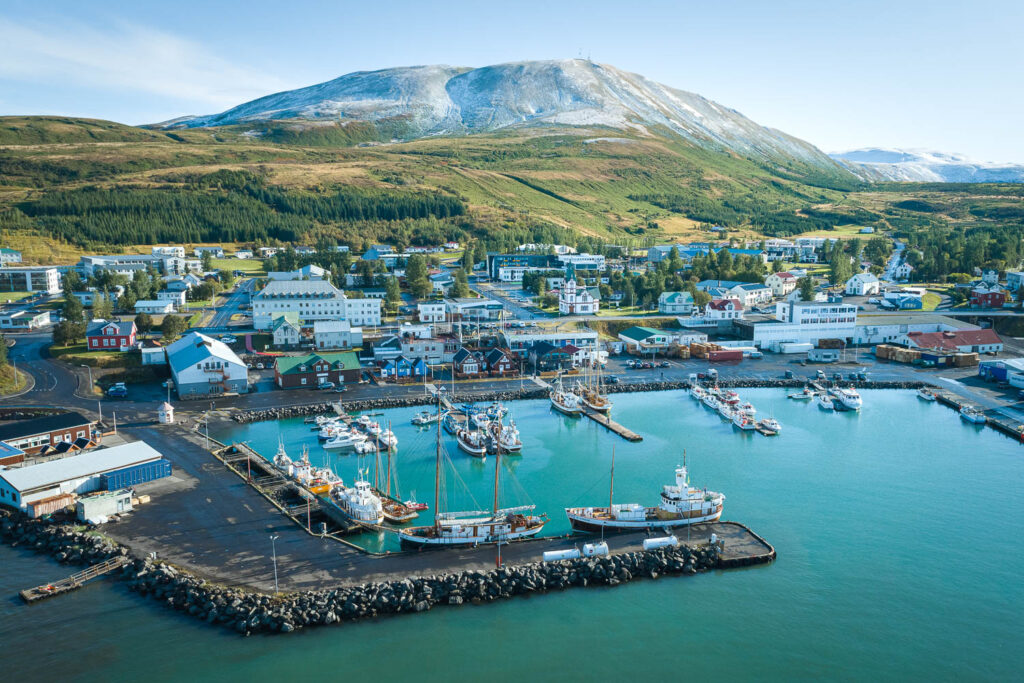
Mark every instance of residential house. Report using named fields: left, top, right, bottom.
left=845, top=273, right=881, bottom=296
left=194, top=246, right=224, bottom=258
left=252, top=279, right=380, bottom=329
left=765, top=272, right=798, bottom=297
left=271, top=312, right=303, bottom=348
left=372, top=335, right=404, bottom=362
left=418, top=301, right=446, bottom=323
left=235, top=250, right=254, bottom=259
left=970, top=285, right=1006, bottom=308
left=152, top=246, right=185, bottom=258
left=294, top=246, right=316, bottom=256
left=140, top=339, right=166, bottom=366
left=485, top=348, right=518, bottom=376
left=444, top=241, right=460, bottom=251
left=430, top=271, right=455, bottom=294
left=362, top=245, right=395, bottom=261
left=134, top=300, right=175, bottom=315
left=0, top=248, right=22, bottom=265
left=1006, top=271, right=1024, bottom=293
left=380, top=355, right=428, bottom=382
left=558, top=279, right=600, bottom=315
left=86, top=320, right=137, bottom=351
left=730, top=283, right=773, bottom=307
left=894, top=262, right=914, bottom=280
left=258, top=247, right=280, bottom=258
left=313, top=320, right=362, bottom=350
left=658, top=291, right=695, bottom=315
left=452, top=348, right=483, bottom=377
left=156, top=290, right=187, bottom=309
left=500, top=330, right=599, bottom=359
left=401, top=337, right=445, bottom=364
left=904, top=329, right=1003, bottom=354
left=275, top=351, right=362, bottom=388
left=166, top=332, right=248, bottom=399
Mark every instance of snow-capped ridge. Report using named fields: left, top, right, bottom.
left=830, top=148, right=1024, bottom=183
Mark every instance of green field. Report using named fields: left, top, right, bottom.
left=0, top=291, right=37, bottom=303
left=0, top=365, right=28, bottom=395
left=212, top=257, right=267, bottom=276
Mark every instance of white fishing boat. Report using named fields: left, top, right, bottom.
left=411, top=410, right=441, bottom=426
left=364, top=421, right=383, bottom=437
left=721, top=390, right=740, bottom=406
left=917, top=388, right=937, bottom=402
left=398, top=401, right=547, bottom=547
left=485, top=402, right=507, bottom=420
left=442, top=411, right=462, bottom=435
left=456, top=428, right=488, bottom=457
left=757, top=417, right=781, bottom=435
left=689, top=385, right=705, bottom=400
left=488, top=418, right=522, bottom=454
left=831, top=387, right=862, bottom=411
left=788, top=386, right=815, bottom=400
left=328, top=477, right=384, bottom=525
left=960, top=405, right=987, bottom=424
left=471, top=412, right=491, bottom=429
left=566, top=453, right=724, bottom=532
left=817, top=393, right=835, bottom=411
left=272, top=440, right=292, bottom=474
left=318, top=423, right=347, bottom=441
left=354, top=440, right=377, bottom=454
left=356, top=415, right=372, bottom=427
left=377, top=429, right=399, bottom=449
left=701, top=392, right=719, bottom=410
left=732, top=408, right=757, bottom=430
left=550, top=376, right=583, bottom=416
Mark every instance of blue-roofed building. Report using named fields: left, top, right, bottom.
left=362, top=245, right=395, bottom=261
left=166, top=332, right=248, bottom=399
left=696, top=280, right=743, bottom=291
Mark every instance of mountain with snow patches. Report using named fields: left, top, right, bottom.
left=161, top=59, right=843, bottom=175
left=831, top=148, right=1024, bottom=183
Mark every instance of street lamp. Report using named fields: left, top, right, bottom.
left=270, top=534, right=280, bottom=594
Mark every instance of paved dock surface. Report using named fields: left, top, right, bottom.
left=104, top=430, right=771, bottom=592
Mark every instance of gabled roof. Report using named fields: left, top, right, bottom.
left=708, top=298, right=743, bottom=310
left=86, top=320, right=135, bottom=337
left=166, top=331, right=245, bottom=371
left=529, top=341, right=557, bottom=358
left=772, top=272, right=797, bottom=280
left=272, top=312, right=300, bottom=332
left=697, top=280, right=742, bottom=290
left=735, top=283, right=769, bottom=291
left=559, top=344, right=580, bottom=355
left=485, top=347, right=513, bottom=364
left=659, top=291, right=695, bottom=304
left=619, top=326, right=664, bottom=342
left=313, top=319, right=355, bottom=333
left=452, top=347, right=475, bottom=363
left=906, top=329, right=1002, bottom=351
left=0, top=412, right=93, bottom=442
left=275, top=351, right=360, bottom=375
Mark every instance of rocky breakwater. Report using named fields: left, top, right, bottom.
left=1, top=510, right=724, bottom=635
left=127, top=543, right=721, bottom=635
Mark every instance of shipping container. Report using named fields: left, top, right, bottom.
left=27, top=493, right=76, bottom=519
left=708, top=349, right=744, bottom=362
left=100, top=458, right=172, bottom=490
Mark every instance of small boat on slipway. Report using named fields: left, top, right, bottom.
left=917, top=388, right=937, bottom=402
left=960, top=405, right=987, bottom=424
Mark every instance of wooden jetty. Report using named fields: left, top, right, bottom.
left=580, top=405, right=643, bottom=442
left=933, top=389, right=1024, bottom=443
left=21, top=556, right=128, bottom=603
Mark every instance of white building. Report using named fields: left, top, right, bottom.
left=765, top=272, right=798, bottom=297
left=134, top=300, right=175, bottom=315
left=658, top=291, right=696, bottom=315
left=156, top=290, right=187, bottom=309
left=853, top=314, right=976, bottom=345
left=557, top=253, right=606, bottom=270
left=0, top=442, right=164, bottom=513
left=894, top=262, right=914, bottom=280
left=0, top=266, right=63, bottom=294
left=271, top=314, right=303, bottom=347
left=558, top=279, right=599, bottom=315
left=194, top=246, right=224, bottom=258
left=152, top=246, right=185, bottom=258
left=845, top=273, right=881, bottom=296
left=266, top=264, right=330, bottom=281
left=235, top=250, right=254, bottom=259
left=0, top=310, right=51, bottom=330
left=166, top=332, right=248, bottom=398
left=418, top=301, right=446, bottom=323
left=730, top=283, right=773, bottom=307
left=252, top=280, right=380, bottom=330
left=737, top=301, right=857, bottom=351
left=313, top=320, right=363, bottom=350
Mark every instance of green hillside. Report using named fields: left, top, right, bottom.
left=0, top=116, right=1019, bottom=264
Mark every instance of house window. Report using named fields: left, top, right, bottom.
left=301, top=378, right=307, bottom=385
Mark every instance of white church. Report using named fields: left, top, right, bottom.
left=558, top=278, right=600, bottom=315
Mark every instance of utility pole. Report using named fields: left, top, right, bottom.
left=270, top=534, right=280, bottom=594
left=80, top=364, right=93, bottom=392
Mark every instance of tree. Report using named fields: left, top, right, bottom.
left=798, top=276, right=815, bottom=302
left=117, top=291, right=137, bottom=312
left=62, top=270, right=85, bottom=293
left=384, top=276, right=401, bottom=313
left=160, top=314, right=188, bottom=340
left=452, top=269, right=470, bottom=298
left=201, top=251, right=214, bottom=272
left=405, top=254, right=431, bottom=299
left=461, top=243, right=475, bottom=271
left=667, top=246, right=684, bottom=273
left=772, top=259, right=786, bottom=273
left=135, top=312, right=154, bottom=336
left=829, top=249, right=853, bottom=287
left=93, top=290, right=113, bottom=319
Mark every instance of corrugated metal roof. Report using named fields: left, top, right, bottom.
left=165, top=331, right=245, bottom=372
left=0, top=441, right=162, bottom=492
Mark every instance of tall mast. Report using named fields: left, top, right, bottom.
left=492, top=443, right=501, bottom=516
left=434, top=393, right=441, bottom=527
left=386, top=419, right=392, bottom=498
left=609, top=445, right=615, bottom=511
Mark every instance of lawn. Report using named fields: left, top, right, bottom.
left=0, top=365, right=28, bottom=395
left=0, top=291, right=37, bottom=304
left=921, top=292, right=942, bottom=311
left=49, top=342, right=140, bottom=369
left=213, top=258, right=267, bottom=276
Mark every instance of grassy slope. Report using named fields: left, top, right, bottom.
left=0, top=116, right=1015, bottom=258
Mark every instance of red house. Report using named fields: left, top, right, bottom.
left=485, top=347, right=518, bottom=377
left=86, top=320, right=137, bottom=351
left=970, top=288, right=1006, bottom=309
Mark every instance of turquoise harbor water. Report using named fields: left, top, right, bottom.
left=4, top=389, right=1024, bottom=681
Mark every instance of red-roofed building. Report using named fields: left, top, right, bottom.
left=904, top=329, right=1003, bottom=354
left=969, top=287, right=1006, bottom=309
left=706, top=298, right=744, bottom=321
left=765, top=271, right=798, bottom=297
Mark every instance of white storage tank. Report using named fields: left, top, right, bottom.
left=542, top=548, right=581, bottom=562
left=581, top=541, right=609, bottom=557
left=642, top=535, right=679, bottom=551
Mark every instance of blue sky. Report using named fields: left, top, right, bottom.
left=1, top=0, right=1020, bottom=161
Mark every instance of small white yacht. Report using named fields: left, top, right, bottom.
left=817, top=393, right=835, bottom=411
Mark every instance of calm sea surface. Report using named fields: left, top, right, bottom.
left=3, top=389, right=1022, bottom=681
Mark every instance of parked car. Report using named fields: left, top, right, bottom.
left=106, top=383, right=128, bottom=398
left=220, top=335, right=237, bottom=344
left=256, top=362, right=265, bottom=370
left=642, top=362, right=654, bottom=369
left=333, top=386, right=347, bottom=393
left=784, top=370, right=794, bottom=379
left=318, top=381, right=336, bottom=390
left=659, top=361, right=670, bottom=368
left=606, top=375, right=620, bottom=384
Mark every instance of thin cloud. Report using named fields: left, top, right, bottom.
left=0, top=17, right=292, bottom=112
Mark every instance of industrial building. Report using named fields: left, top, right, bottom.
left=0, top=441, right=168, bottom=515
left=0, top=412, right=98, bottom=459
